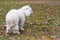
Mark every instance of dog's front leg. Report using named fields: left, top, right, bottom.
left=20, top=21, right=25, bottom=31
left=19, top=17, right=25, bottom=31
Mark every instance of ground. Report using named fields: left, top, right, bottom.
left=0, top=1, right=60, bottom=40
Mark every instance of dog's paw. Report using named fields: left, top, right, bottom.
left=20, top=28, right=25, bottom=31
left=13, top=31, right=20, bottom=35
left=17, top=32, right=20, bottom=34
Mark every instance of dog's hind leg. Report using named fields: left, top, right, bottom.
left=13, top=25, right=20, bottom=34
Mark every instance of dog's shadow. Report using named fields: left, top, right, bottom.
left=19, top=22, right=34, bottom=34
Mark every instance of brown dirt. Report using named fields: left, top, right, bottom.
left=0, top=1, right=60, bottom=5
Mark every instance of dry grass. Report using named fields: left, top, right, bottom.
left=0, top=1, right=60, bottom=40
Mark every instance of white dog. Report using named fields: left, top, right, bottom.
left=6, top=5, right=33, bottom=34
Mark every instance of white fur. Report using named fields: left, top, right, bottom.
left=6, top=5, right=33, bottom=34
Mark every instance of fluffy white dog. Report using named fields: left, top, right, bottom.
left=6, top=5, right=33, bottom=34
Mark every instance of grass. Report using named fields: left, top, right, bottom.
left=0, top=2, right=60, bottom=40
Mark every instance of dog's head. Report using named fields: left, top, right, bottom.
left=21, top=5, right=33, bottom=16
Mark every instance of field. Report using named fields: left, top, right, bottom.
left=0, top=1, right=60, bottom=40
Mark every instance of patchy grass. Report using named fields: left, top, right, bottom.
left=0, top=2, right=60, bottom=40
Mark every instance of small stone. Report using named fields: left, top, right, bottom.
left=0, top=32, right=1, bottom=34
left=29, top=23, right=33, bottom=25
left=51, top=36, right=56, bottom=39
left=9, top=37, right=13, bottom=40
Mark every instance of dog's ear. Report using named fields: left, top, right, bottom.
left=26, top=4, right=30, bottom=7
